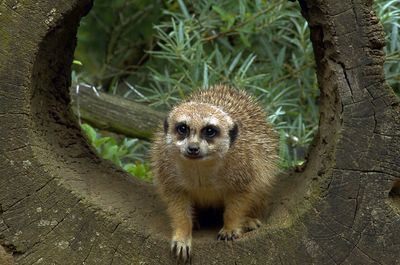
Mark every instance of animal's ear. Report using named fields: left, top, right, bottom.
left=163, top=118, right=169, bottom=134
left=229, top=123, right=238, bottom=146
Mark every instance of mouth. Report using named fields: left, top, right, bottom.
left=183, top=153, right=204, bottom=160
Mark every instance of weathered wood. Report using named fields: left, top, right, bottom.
left=0, top=245, right=13, bottom=265
left=69, top=87, right=165, bottom=139
left=0, top=0, right=399, bottom=264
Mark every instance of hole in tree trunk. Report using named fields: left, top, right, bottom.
left=194, top=207, right=224, bottom=230
left=71, top=1, right=320, bottom=184
left=69, top=0, right=320, bottom=242
left=389, top=181, right=400, bottom=210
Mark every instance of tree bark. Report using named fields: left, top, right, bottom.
left=69, top=87, right=165, bottom=140
left=0, top=0, right=399, bottom=265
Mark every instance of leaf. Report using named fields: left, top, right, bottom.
left=212, top=5, right=227, bottom=18
left=93, top=137, right=112, bottom=148
left=102, top=145, right=118, bottom=160
left=73, top=59, right=83, bottom=66
left=203, top=63, right=209, bottom=89
left=81, top=123, right=96, bottom=144
left=123, top=163, right=136, bottom=172
left=239, top=32, right=251, bottom=47
left=227, top=52, right=243, bottom=76
left=177, top=0, right=191, bottom=19
left=212, top=5, right=235, bottom=29
left=123, top=138, right=138, bottom=149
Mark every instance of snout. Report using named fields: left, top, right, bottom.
left=185, top=144, right=202, bottom=159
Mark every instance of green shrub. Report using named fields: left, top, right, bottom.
left=74, top=0, right=400, bottom=179
left=81, top=123, right=152, bottom=181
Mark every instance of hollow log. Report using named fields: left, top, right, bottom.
left=0, top=0, right=399, bottom=264
left=69, top=87, right=165, bottom=140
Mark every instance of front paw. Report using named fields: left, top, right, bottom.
left=171, top=236, right=192, bottom=264
left=242, top=217, right=262, bottom=232
left=217, top=227, right=242, bottom=241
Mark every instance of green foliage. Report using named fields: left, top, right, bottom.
left=131, top=0, right=317, bottom=168
left=75, top=0, right=400, bottom=177
left=81, top=123, right=152, bottom=181
left=375, top=0, right=400, bottom=94
left=123, top=163, right=151, bottom=181
left=74, top=0, right=163, bottom=88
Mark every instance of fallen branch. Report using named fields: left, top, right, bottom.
left=69, top=86, right=165, bottom=140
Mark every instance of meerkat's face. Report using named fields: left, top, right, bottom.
left=164, top=102, right=238, bottom=161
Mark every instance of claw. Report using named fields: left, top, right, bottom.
left=171, top=238, right=192, bottom=264
left=243, top=218, right=262, bottom=232
left=217, top=227, right=242, bottom=241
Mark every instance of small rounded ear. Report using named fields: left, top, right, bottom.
left=229, top=123, right=238, bottom=146
left=163, top=118, right=169, bottom=134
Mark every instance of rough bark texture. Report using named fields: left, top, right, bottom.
left=70, top=87, right=165, bottom=140
left=0, top=245, right=13, bottom=265
left=0, top=0, right=399, bottom=265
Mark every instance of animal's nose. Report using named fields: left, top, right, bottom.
left=187, top=145, right=200, bottom=155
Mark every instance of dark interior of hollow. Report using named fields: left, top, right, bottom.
left=194, top=207, right=224, bottom=229
left=389, top=181, right=400, bottom=204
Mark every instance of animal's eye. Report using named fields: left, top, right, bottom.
left=176, top=124, right=189, bottom=135
left=204, top=126, right=218, bottom=138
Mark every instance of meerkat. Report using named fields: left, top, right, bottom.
left=150, top=85, right=278, bottom=263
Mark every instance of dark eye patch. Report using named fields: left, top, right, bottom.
left=175, top=122, right=189, bottom=138
left=163, top=118, right=169, bottom=134
left=201, top=125, right=220, bottom=139
left=229, top=123, right=238, bottom=146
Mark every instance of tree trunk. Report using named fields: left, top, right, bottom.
left=0, top=0, right=399, bottom=264
left=69, top=87, right=165, bottom=140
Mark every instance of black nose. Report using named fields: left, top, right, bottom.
left=187, top=145, right=200, bottom=155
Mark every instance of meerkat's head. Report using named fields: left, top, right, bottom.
left=164, top=102, right=238, bottom=161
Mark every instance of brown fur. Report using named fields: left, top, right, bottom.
left=150, top=85, right=278, bottom=262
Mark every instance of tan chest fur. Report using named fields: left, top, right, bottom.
left=176, top=160, right=225, bottom=207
